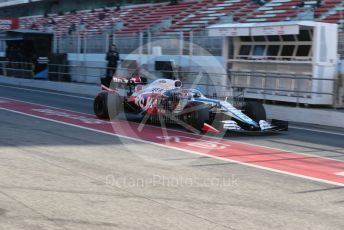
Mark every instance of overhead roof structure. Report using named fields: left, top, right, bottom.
left=207, top=21, right=328, bottom=37
left=0, top=28, right=53, bottom=40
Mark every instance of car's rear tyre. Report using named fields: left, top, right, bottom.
left=242, top=101, right=266, bottom=122
left=94, top=92, right=121, bottom=119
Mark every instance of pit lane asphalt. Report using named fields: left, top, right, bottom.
left=0, top=83, right=343, bottom=230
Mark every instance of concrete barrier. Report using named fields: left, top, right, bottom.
left=0, top=76, right=99, bottom=96
left=1, top=75, right=344, bottom=128
left=264, top=104, right=344, bottom=128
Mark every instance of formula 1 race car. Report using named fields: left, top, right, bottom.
left=94, top=76, right=288, bottom=134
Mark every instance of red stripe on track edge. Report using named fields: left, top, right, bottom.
left=0, top=97, right=343, bottom=186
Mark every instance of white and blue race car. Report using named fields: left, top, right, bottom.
left=94, top=78, right=288, bottom=134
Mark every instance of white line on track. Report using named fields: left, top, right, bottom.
left=336, top=172, right=344, bottom=176
left=0, top=106, right=343, bottom=187
left=2, top=83, right=344, bottom=137
left=289, top=125, right=344, bottom=137
left=1, top=96, right=344, bottom=164
left=0, top=84, right=94, bottom=100
left=0, top=96, right=101, bottom=119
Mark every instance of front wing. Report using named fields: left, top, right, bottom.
left=219, top=119, right=288, bottom=133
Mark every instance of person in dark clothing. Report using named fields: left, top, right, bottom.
left=170, top=0, right=178, bottom=5
left=116, top=3, right=121, bottom=11
left=297, top=1, right=305, bottom=7
left=48, top=18, right=56, bottom=25
left=253, top=0, right=265, bottom=5
left=98, top=12, right=106, bottom=20
left=68, top=23, right=76, bottom=35
left=104, top=44, right=120, bottom=87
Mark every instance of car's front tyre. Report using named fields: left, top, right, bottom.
left=242, top=101, right=266, bottom=122
left=185, top=102, right=210, bottom=131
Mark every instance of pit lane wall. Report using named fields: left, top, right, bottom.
left=1, top=50, right=343, bottom=106
left=66, top=53, right=344, bottom=106
left=1, top=75, right=344, bottom=129
left=67, top=53, right=228, bottom=98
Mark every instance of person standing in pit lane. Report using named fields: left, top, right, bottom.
left=104, top=44, right=120, bottom=87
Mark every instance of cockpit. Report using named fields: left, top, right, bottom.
left=163, top=88, right=204, bottom=99
left=147, top=79, right=182, bottom=89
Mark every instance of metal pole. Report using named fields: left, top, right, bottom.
left=53, top=35, right=57, bottom=53
left=77, top=34, right=81, bottom=61
left=179, top=31, right=184, bottom=68
left=82, top=34, right=87, bottom=82
left=139, top=32, right=143, bottom=66
left=147, top=31, right=152, bottom=55
left=263, top=73, right=266, bottom=103
left=84, top=34, right=87, bottom=55
left=296, top=77, right=300, bottom=107
left=59, top=36, right=62, bottom=53
left=105, top=33, right=109, bottom=53
left=332, top=74, right=338, bottom=107
left=189, top=31, right=193, bottom=72
left=179, top=31, right=184, bottom=56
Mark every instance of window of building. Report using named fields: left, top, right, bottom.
left=296, top=45, right=311, bottom=56
left=281, top=35, right=295, bottom=41
left=267, top=45, right=280, bottom=56
left=253, top=45, right=266, bottom=56
left=281, top=45, right=295, bottom=56
left=297, top=30, right=311, bottom=41
left=240, top=36, right=252, bottom=42
left=267, top=35, right=280, bottom=42
left=239, top=45, right=251, bottom=56
left=253, top=36, right=265, bottom=42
